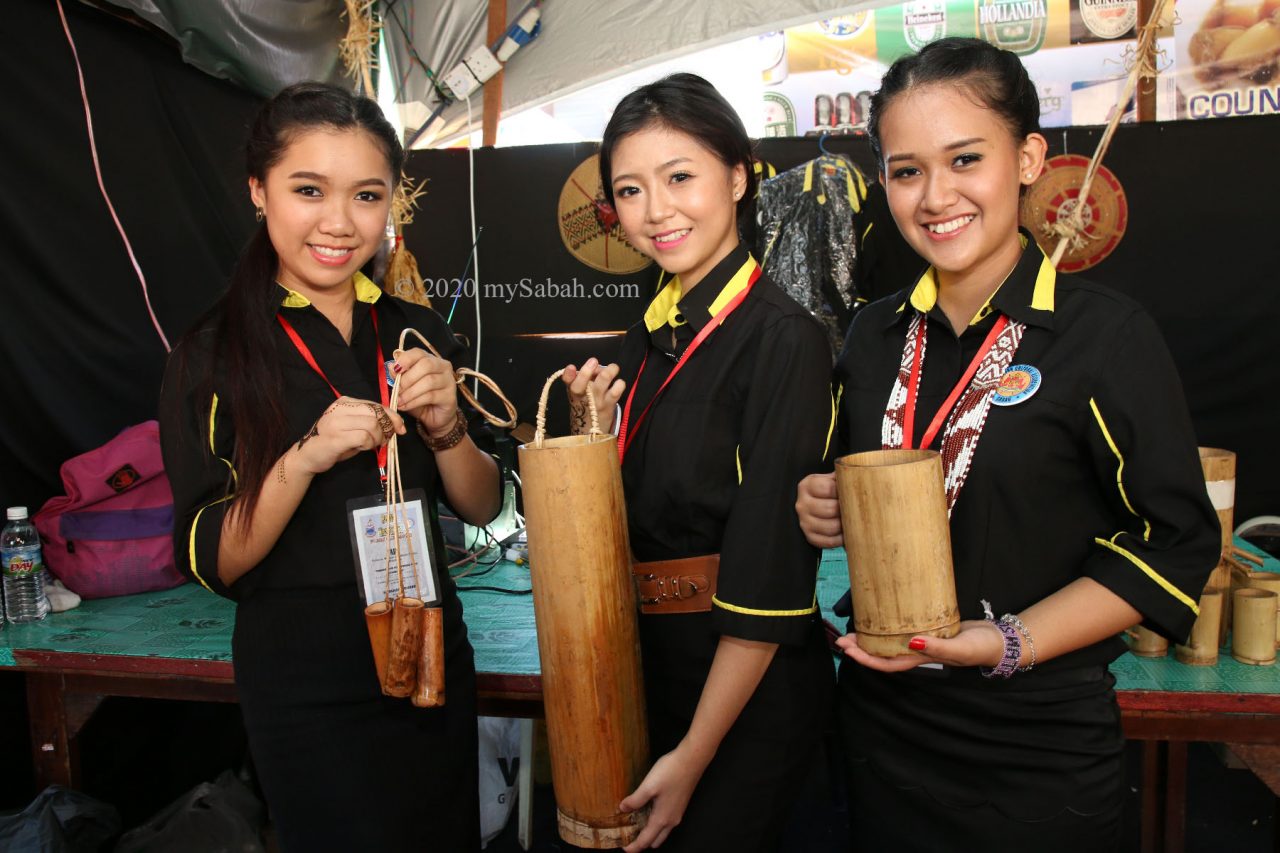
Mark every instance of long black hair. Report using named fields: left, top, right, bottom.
left=599, top=73, right=757, bottom=225
left=867, top=38, right=1041, bottom=166
left=199, top=82, right=403, bottom=526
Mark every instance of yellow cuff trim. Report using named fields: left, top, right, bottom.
left=824, top=385, right=840, bottom=461
left=735, top=446, right=742, bottom=485
left=188, top=496, right=233, bottom=594
left=712, top=593, right=819, bottom=617
left=1089, top=398, right=1152, bottom=541
left=1094, top=536, right=1199, bottom=614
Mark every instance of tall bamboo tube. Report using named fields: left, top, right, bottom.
left=1175, top=587, right=1222, bottom=666
left=834, top=449, right=959, bottom=656
left=1245, top=572, right=1280, bottom=650
left=1199, top=447, right=1236, bottom=646
left=518, top=372, right=648, bottom=848
left=1232, top=588, right=1277, bottom=665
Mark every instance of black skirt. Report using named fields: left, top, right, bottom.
left=233, top=586, right=479, bottom=853
left=837, top=659, right=1124, bottom=853
left=639, top=612, right=835, bottom=852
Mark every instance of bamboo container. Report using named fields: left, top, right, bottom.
left=1175, top=587, right=1222, bottom=666
left=518, top=373, right=649, bottom=848
left=834, top=449, right=959, bottom=656
left=1199, top=447, right=1235, bottom=645
left=1127, top=625, right=1169, bottom=658
left=383, top=597, right=424, bottom=697
left=412, top=606, right=446, bottom=707
left=1231, top=588, right=1277, bottom=665
left=1245, top=572, right=1280, bottom=649
left=364, top=600, right=393, bottom=687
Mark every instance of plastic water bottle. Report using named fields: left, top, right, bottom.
left=2, top=507, right=50, bottom=623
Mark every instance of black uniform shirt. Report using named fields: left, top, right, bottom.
left=620, top=244, right=835, bottom=645
left=160, top=273, right=487, bottom=603
left=834, top=233, right=1218, bottom=665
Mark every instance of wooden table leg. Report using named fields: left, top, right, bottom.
left=1141, top=739, right=1165, bottom=853
left=25, top=671, right=105, bottom=792
left=1164, top=741, right=1187, bottom=853
left=26, top=672, right=75, bottom=790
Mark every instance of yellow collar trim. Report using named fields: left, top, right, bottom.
left=280, top=271, right=382, bottom=308
left=642, top=255, right=758, bottom=333
left=1030, top=251, right=1056, bottom=312
left=900, top=235, right=1056, bottom=325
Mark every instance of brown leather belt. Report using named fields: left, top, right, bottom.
left=632, top=554, right=719, bottom=615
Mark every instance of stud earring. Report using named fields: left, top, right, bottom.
left=255, top=207, right=265, bottom=221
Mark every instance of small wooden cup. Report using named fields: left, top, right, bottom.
left=384, top=597, right=425, bottom=696
left=1175, top=587, right=1223, bottom=666
left=1128, top=625, right=1170, bottom=658
left=1231, top=588, right=1277, bottom=665
left=364, top=601, right=393, bottom=687
left=1245, top=572, right=1280, bottom=650
left=1198, top=447, right=1236, bottom=645
left=412, top=606, right=446, bottom=708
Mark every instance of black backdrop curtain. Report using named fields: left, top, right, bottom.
left=2, top=0, right=1276, bottom=526
left=0, top=0, right=261, bottom=515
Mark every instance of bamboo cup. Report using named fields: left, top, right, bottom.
left=364, top=600, right=393, bottom=687
left=1231, top=588, right=1277, bottom=665
left=1245, top=572, right=1280, bottom=650
left=1127, top=625, right=1169, bottom=658
left=1175, top=587, right=1223, bottom=665
left=518, top=373, right=649, bottom=848
left=384, top=597, right=424, bottom=697
left=412, top=606, right=446, bottom=708
left=1199, top=447, right=1236, bottom=645
left=834, top=449, right=959, bottom=656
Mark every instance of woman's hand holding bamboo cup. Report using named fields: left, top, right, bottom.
left=796, top=472, right=842, bottom=549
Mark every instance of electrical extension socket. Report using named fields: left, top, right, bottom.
left=443, top=45, right=503, bottom=100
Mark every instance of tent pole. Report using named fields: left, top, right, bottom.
left=483, top=0, right=506, bottom=147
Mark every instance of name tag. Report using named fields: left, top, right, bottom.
left=347, top=489, right=441, bottom=606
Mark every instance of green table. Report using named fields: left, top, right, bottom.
left=3, top=542, right=1277, bottom=853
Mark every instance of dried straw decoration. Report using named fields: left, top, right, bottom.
left=339, top=0, right=379, bottom=96
left=1046, top=0, right=1173, bottom=266
left=386, top=176, right=433, bottom=307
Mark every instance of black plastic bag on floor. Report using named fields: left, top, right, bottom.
left=0, top=786, right=121, bottom=853
left=114, top=770, right=265, bottom=853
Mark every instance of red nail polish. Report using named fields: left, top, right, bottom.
left=392, top=362, right=402, bottom=373
left=908, top=637, right=927, bottom=651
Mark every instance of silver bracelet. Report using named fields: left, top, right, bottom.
left=1000, top=613, right=1036, bottom=672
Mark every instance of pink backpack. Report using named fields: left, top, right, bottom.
left=34, top=421, right=184, bottom=598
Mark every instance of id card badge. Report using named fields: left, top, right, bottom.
left=346, top=489, right=441, bottom=607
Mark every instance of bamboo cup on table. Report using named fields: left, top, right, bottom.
left=1245, top=572, right=1280, bottom=650
left=412, top=606, right=446, bottom=707
left=1198, top=447, right=1236, bottom=645
left=518, top=372, right=649, bottom=849
left=834, top=449, right=959, bottom=656
left=1175, top=587, right=1223, bottom=666
left=1127, top=625, right=1169, bottom=658
left=1231, top=588, right=1277, bottom=665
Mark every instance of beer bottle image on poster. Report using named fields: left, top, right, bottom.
left=978, top=0, right=1050, bottom=54
left=1070, top=0, right=1138, bottom=42
left=876, top=1, right=977, bottom=62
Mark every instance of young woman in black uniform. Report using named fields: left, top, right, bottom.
left=159, top=83, right=499, bottom=852
left=795, top=39, right=1219, bottom=851
left=562, top=74, right=835, bottom=852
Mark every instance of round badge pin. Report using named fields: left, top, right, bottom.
left=991, top=364, right=1041, bottom=407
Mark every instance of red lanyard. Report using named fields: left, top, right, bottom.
left=277, top=307, right=391, bottom=482
left=903, top=314, right=1009, bottom=451
left=618, top=263, right=762, bottom=462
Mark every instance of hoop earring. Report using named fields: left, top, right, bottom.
left=255, top=207, right=265, bottom=222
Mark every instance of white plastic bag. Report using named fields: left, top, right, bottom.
left=478, top=716, right=521, bottom=847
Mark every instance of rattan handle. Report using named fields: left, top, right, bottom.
left=535, top=369, right=600, bottom=448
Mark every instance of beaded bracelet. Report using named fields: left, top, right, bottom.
left=980, top=619, right=1022, bottom=679
left=417, top=407, right=468, bottom=452
left=1000, top=613, right=1036, bottom=672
